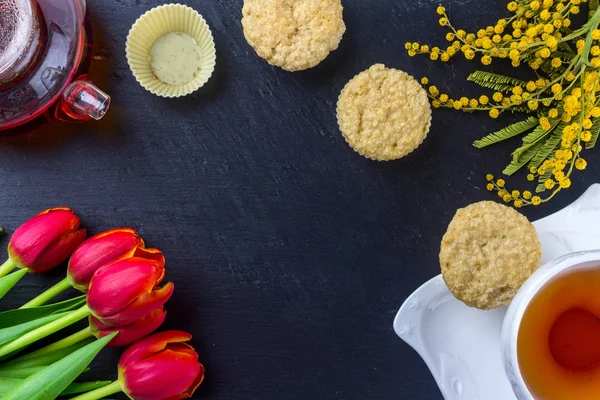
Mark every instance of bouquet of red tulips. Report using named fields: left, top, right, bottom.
left=0, top=208, right=205, bottom=400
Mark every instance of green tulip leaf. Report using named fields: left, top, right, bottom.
left=59, top=380, right=113, bottom=396
left=0, top=295, right=86, bottom=329
left=0, top=377, right=111, bottom=396
left=0, top=312, right=70, bottom=348
left=0, top=339, right=94, bottom=372
left=0, top=270, right=27, bottom=301
left=0, top=332, right=116, bottom=400
left=0, top=378, right=19, bottom=393
left=0, top=364, right=91, bottom=380
left=0, top=367, right=44, bottom=380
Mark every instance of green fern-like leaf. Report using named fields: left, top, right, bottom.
left=507, top=105, right=533, bottom=113
left=585, top=117, right=600, bottom=149
left=591, top=0, right=599, bottom=17
left=528, top=128, right=563, bottom=169
left=539, top=60, right=565, bottom=80
left=506, top=121, right=559, bottom=173
left=503, top=141, right=545, bottom=176
left=522, top=123, right=556, bottom=144
left=558, top=41, right=575, bottom=55
left=512, top=141, right=536, bottom=162
left=552, top=51, right=575, bottom=60
left=467, top=71, right=528, bottom=93
left=473, top=116, right=538, bottom=148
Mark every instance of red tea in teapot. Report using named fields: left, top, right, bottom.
left=0, top=0, right=109, bottom=131
left=517, top=268, right=600, bottom=400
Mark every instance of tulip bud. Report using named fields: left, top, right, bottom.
left=8, top=207, right=86, bottom=273
left=67, top=228, right=144, bottom=292
left=119, top=331, right=205, bottom=400
left=90, top=307, right=166, bottom=347
left=87, top=255, right=174, bottom=327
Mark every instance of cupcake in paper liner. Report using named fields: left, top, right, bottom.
left=336, top=64, right=431, bottom=161
left=126, top=4, right=216, bottom=98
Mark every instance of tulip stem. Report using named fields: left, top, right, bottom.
left=0, top=259, right=16, bottom=278
left=69, top=380, right=122, bottom=400
left=14, top=326, right=93, bottom=362
left=0, top=305, right=91, bottom=358
left=20, top=278, right=72, bottom=309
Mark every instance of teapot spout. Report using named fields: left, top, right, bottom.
left=56, top=75, right=110, bottom=122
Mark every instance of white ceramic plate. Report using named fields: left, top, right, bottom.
left=394, top=184, right=600, bottom=400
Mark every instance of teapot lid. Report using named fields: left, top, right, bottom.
left=0, top=0, right=36, bottom=80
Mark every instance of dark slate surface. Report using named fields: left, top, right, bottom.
left=1, top=0, right=598, bottom=399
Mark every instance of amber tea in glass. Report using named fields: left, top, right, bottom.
left=518, top=267, right=600, bottom=400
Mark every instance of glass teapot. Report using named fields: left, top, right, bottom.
left=0, top=0, right=110, bottom=131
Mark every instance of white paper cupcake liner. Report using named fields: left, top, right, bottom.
left=125, top=3, right=216, bottom=98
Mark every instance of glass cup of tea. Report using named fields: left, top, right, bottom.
left=502, top=250, right=600, bottom=400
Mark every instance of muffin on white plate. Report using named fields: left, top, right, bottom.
left=440, top=201, right=542, bottom=310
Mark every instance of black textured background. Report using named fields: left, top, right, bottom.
left=1, top=0, right=598, bottom=399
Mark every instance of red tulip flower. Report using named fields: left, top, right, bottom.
left=5, top=207, right=86, bottom=274
left=23, top=228, right=164, bottom=309
left=65, top=331, right=204, bottom=400
left=67, top=228, right=145, bottom=292
left=87, top=254, right=174, bottom=327
left=90, top=307, right=167, bottom=347
left=119, top=331, right=205, bottom=400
